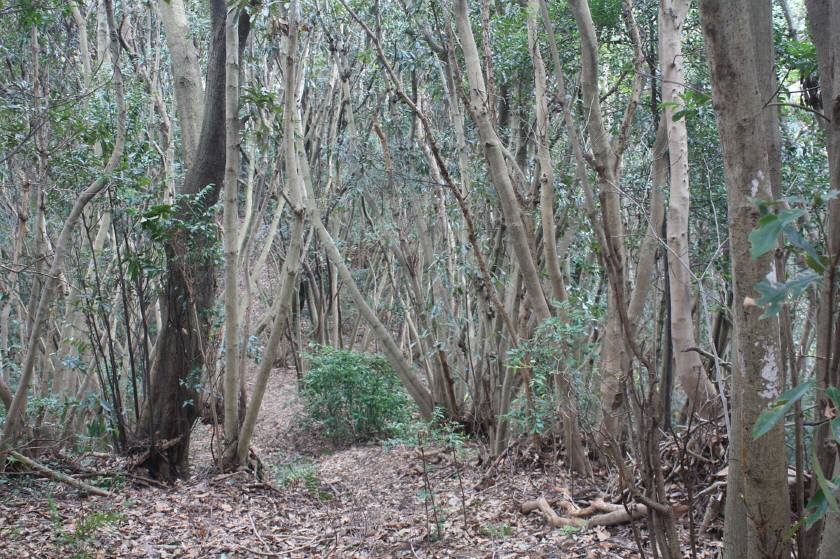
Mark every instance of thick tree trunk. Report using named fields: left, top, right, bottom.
left=804, top=1, right=840, bottom=556
left=141, top=0, right=250, bottom=481
left=699, top=1, right=791, bottom=557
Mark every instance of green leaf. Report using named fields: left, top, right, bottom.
left=754, top=270, right=820, bottom=318
left=804, top=486, right=832, bottom=529
left=783, top=224, right=825, bottom=273
left=752, top=379, right=815, bottom=439
left=750, top=214, right=783, bottom=259
left=813, top=443, right=840, bottom=515
left=749, top=208, right=807, bottom=259
left=827, top=386, right=840, bottom=443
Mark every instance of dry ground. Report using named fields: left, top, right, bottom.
left=0, top=367, right=724, bottom=558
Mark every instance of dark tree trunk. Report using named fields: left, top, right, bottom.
left=139, top=0, right=250, bottom=481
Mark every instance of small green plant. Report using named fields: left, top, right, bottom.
left=272, top=459, right=332, bottom=501
left=561, top=524, right=583, bottom=536
left=480, top=522, right=514, bottom=540
left=301, top=346, right=412, bottom=443
left=48, top=496, right=123, bottom=559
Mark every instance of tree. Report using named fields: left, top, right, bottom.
left=660, top=0, right=719, bottom=421
left=698, top=0, right=791, bottom=556
left=803, top=1, right=840, bottom=556
left=0, top=0, right=126, bottom=461
left=141, top=0, right=250, bottom=480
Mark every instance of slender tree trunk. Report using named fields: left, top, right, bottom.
left=659, top=0, right=719, bottom=419
left=527, top=0, right=590, bottom=476
left=221, top=5, right=242, bottom=466
left=566, top=0, right=636, bottom=440
left=454, top=0, right=551, bottom=325
left=0, top=0, right=125, bottom=461
left=236, top=2, right=307, bottom=464
left=158, top=0, right=204, bottom=168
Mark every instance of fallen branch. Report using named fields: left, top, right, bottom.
left=521, top=496, right=689, bottom=528
left=128, top=436, right=183, bottom=470
left=8, top=451, right=112, bottom=497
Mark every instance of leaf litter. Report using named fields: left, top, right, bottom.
left=1, top=368, right=724, bottom=558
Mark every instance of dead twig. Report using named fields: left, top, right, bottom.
left=7, top=451, right=111, bottom=497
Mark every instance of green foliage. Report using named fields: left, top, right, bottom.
left=752, top=380, right=840, bottom=531
left=273, top=458, right=332, bottom=501
left=749, top=197, right=827, bottom=317
left=384, top=406, right=469, bottom=456
left=300, top=346, right=412, bottom=443
left=588, top=0, right=622, bottom=29
left=664, top=90, right=711, bottom=123
left=48, top=497, right=123, bottom=559
left=777, top=36, right=818, bottom=80
left=751, top=379, right=840, bottom=532
left=505, top=302, right=600, bottom=436
left=140, top=186, right=221, bottom=258
left=752, top=379, right=815, bottom=440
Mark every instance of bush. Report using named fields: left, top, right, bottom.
left=301, top=346, right=412, bottom=443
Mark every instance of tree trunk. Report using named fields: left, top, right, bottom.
left=453, top=0, right=551, bottom=325
left=158, top=0, right=204, bottom=169
left=140, top=0, right=250, bottom=481
left=527, top=0, right=590, bottom=476
left=805, top=1, right=840, bottom=556
left=699, top=1, right=791, bottom=557
left=221, top=5, right=242, bottom=467
left=659, top=0, right=719, bottom=419
left=236, top=3, right=307, bottom=464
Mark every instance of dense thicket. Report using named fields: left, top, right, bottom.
left=1, top=1, right=837, bottom=557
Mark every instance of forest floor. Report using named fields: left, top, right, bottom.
left=0, top=366, right=725, bottom=558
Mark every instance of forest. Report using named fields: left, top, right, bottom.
left=0, top=0, right=838, bottom=557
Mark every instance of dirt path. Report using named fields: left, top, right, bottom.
left=1, top=367, right=719, bottom=557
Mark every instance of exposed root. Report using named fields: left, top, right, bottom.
left=521, top=496, right=689, bottom=529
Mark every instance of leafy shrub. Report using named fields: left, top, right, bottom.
left=383, top=406, right=470, bottom=456
left=505, top=301, right=601, bottom=436
left=301, top=346, right=411, bottom=443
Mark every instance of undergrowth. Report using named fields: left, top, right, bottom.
left=300, top=345, right=412, bottom=443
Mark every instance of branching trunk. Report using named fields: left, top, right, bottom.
left=141, top=0, right=250, bottom=481
left=235, top=2, right=307, bottom=465
left=454, top=0, right=551, bottom=325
